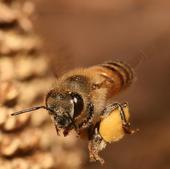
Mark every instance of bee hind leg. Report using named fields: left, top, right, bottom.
left=102, top=102, right=139, bottom=134
left=117, top=102, right=139, bottom=134
left=88, top=126, right=106, bottom=165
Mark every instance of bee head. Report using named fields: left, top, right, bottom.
left=45, top=90, right=84, bottom=129
left=11, top=90, right=84, bottom=130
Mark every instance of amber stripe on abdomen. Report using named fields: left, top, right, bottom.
left=100, top=61, right=134, bottom=89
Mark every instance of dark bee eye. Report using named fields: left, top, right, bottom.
left=70, top=93, right=84, bottom=117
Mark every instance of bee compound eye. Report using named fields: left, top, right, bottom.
left=70, top=93, right=84, bottom=117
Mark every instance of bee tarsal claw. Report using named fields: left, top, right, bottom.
left=123, top=123, right=139, bottom=134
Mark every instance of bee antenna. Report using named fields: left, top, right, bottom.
left=11, top=106, right=50, bottom=116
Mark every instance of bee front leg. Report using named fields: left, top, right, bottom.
left=79, top=102, right=94, bottom=129
left=88, top=126, right=106, bottom=165
left=54, top=124, right=60, bottom=136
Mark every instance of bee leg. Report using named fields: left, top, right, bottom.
left=81, top=112, right=94, bottom=129
left=88, top=126, right=106, bottom=165
left=55, top=125, right=60, bottom=136
left=102, top=103, right=138, bottom=134
left=80, top=102, right=94, bottom=129
left=117, top=102, right=139, bottom=134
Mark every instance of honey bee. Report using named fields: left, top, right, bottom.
left=11, top=61, right=138, bottom=164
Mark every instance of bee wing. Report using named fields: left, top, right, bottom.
left=50, top=44, right=75, bottom=78
left=127, top=50, right=146, bottom=70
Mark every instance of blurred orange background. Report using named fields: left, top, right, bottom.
left=35, top=1, right=170, bottom=169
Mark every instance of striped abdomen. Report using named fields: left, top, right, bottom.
left=101, top=61, right=133, bottom=87
left=89, top=61, right=134, bottom=98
